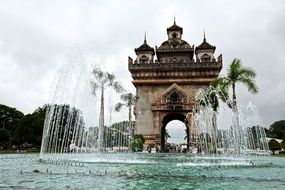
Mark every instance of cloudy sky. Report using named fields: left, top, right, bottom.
left=0, top=0, right=284, bottom=142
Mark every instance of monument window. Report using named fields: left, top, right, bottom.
left=201, top=54, right=211, bottom=62
left=139, top=55, right=149, bottom=63
left=167, top=90, right=183, bottom=104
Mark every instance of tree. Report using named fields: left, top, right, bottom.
left=91, top=68, right=124, bottom=151
left=40, top=104, right=85, bottom=153
left=131, top=134, right=145, bottom=152
left=164, top=129, right=171, bottom=143
left=105, top=121, right=129, bottom=148
left=221, top=58, right=258, bottom=110
left=269, top=120, right=285, bottom=139
left=0, top=104, right=24, bottom=133
left=0, top=128, right=11, bottom=149
left=219, top=59, right=258, bottom=154
left=268, top=139, right=281, bottom=155
left=196, top=78, right=229, bottom=153
left=197, top=78, right=229, bottom=112
left=12, top=106, right=46, bottom=147
left=115, top=93, right=137, bottom=146
left=249, top=125, right=267, bottom=149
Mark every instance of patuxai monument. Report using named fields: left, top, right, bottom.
left=1, top=1, right=282, bottom=189
left=128, top=19, right=223, bottom=151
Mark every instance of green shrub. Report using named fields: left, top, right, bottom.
left=268, top=139, right=281, bottom=155
left=131, top=134, right=145, bottom=152
left=2, top=149, right=16, bottom=154
left=27, top=147, right=39, bottom=153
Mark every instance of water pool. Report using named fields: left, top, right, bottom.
left=0, top=154, right=284, bottom=189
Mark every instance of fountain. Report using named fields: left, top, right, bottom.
left=39, top=51, right=271, bottom=168
left=189, top=87, right=271, bottom=167
left=191, top=87, right=269, bottom=156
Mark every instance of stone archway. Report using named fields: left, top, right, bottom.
left=128, top=21, right=222, bottom=150
left=147, top=83, right=193, bottom=151
left=160, top=112, right=190, bottom=152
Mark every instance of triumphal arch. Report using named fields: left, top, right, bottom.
left=128, top=20, right=223, bottom=151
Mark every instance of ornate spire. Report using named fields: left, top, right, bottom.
left=135, top=32, right=155, bottom=55
left=196, top=29, right=216, bottom=52
left=167, top=16, right=183, bottom=35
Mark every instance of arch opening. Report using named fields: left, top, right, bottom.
left=161, top=113, right=189, bottom=152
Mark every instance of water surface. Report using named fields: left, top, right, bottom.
left=0, top=154, right=284, bottom=189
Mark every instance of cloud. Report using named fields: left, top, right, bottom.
left=0, top=0, right=284, bottom=128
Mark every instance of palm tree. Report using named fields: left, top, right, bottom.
left=222, top=58, right=258, bottom=111
left=91, top=68, right=124, bottom=151
left=198, top=77, right=229, bottom=112
left=165, top=129, right=171, bottom=143
left=196, top=78, right=229, bottom=153
left=115, top=93, right=137, bottom=147
left=222, top=58, right=258, bottom=154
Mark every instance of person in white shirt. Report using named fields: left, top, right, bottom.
left=69, top=140, right=76, bottom=152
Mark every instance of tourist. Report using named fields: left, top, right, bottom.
left=147, top=145, right=151, bottom=153
left=156, top=144, right=160, bottom=153
left=177, top=146, right=181, bottom=153
left=197, top=145, right=202, bottom=154
left=69, top=140, right=76, bottom=153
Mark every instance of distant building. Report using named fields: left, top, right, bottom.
left=266, top=138, right=282, bottom=144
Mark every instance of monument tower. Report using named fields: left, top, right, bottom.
left=128, top=19, right=223, bottom=151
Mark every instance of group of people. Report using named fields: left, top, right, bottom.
left=68, top=140, right=204, bottom=154
left=145, top=144, right=161, bottom=153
